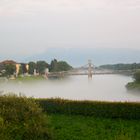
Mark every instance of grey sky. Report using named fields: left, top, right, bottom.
left=0, top=0, right=140, bottom=65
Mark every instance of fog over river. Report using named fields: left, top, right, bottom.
left=0, top=75, right=140, bottom=102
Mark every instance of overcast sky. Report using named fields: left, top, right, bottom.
left=0, top=0, right=140, bottom=65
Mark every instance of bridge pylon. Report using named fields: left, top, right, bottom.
left=88, top=60, right=92, bottom=79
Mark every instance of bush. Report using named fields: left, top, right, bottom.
left=37, top=98, right=140, bottom=120
left=0, top=94, right=52, bottom=140
left=134, top=71, right=140, bottom=82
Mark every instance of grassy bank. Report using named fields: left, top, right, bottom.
left=126, top=70, right=140, bottom=91
left=43, top=99, right=140, bottom=139
left=126, top=82, right=140, bottom=91
left=37, top=98, right=140, bottom=120
left=15, top=75, right=45, bottom=82
left=49, top=114, right=140, bottom=140
left=1, top=95, right=140, bottom=140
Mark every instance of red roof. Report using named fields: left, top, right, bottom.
left=0, top=60, right=17, bottom=65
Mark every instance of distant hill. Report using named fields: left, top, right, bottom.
left=23, top=47, right=140, bottom=67
left=99, top=63, right=140, bottom=71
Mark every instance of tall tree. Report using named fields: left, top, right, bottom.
left=4, top=64, right=16, bottom=77
left=49, top=59, right=72, bottom=72
left=49, top=59, right=58, bottom=72
left=36, top=61, right=48, bottom=74
left=20, top=64, right=28, bottom=74
left=28, top=62, right=36, bottom=75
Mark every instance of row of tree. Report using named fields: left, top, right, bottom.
left=28, top=59, right=72, bottom=74
left=99, top=63, right=140, bottom=71
left=0, top=59, right=72, bottom=77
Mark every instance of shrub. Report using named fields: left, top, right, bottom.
left=134, top=71, right=140, bottom=82
left=37, top=98, right=140, bottom=120
left=0, top=94, right=52, bottom=140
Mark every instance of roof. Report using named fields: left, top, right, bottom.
left=0, top=60, right=17, bottom=65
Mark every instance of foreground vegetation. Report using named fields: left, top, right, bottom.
left=50, top=114, right=140, bottom=140
left=37, top=98, right=140, bottom=119
left=0, top=95, right=52, bottom=140
left=0, top=95, right=140, bottom=140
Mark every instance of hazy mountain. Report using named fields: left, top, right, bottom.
left=23, top=47, right=140, bottom=67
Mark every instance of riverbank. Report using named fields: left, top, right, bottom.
left=46, top=99, right=140, bottom=139
left=126, top=82, right=140, bottom=91
left=1, top=95, right=140, bottom=140
left=37, top=98, right=140, bottom=119
left=0, top=75, right=46, bottom=84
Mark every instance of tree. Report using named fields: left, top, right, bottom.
left=36, top=61, right=48, bottom=74
left=0, top=95, right=52, bottom=139
left=28, top=62, right=36, bottom=75
left=134, top=71, right=140, bottom=82
left=49, top=59, right=58, bottom=72
left=18, top=66, right=23, bottom=75
left=4, top=64, right=16, bottom=77
left=49, top=59, right=72, bottom=72
left=99, top=63, right=140, bottom=71
left=57, top=61, right=72, bottom=71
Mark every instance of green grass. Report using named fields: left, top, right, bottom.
left=0, top=95, right=140, bottom=139
left=15, top=75, right=45, bottom=82
left=49, top=114, right=140, bottom=140
left=37, top=98, right=140, bottom=119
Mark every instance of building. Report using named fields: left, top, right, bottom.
left=0, top=60, right=29, bottom=77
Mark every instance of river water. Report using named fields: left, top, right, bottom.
left=0, top=74, right=140, bottom=102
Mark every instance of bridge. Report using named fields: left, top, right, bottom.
left=46, top=60, right=115, bottom=79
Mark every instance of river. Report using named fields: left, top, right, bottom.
left=0, top=74, right=140, bottom=102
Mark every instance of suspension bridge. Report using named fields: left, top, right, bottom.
left=46, top=60, right=115, bottom=79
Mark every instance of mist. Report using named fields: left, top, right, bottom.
left=0, top=75, right=139, bottom=102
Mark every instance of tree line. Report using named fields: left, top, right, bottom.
left=28, top=59, right=72, bottom=74
left=99, top=63, right=140, bottom=71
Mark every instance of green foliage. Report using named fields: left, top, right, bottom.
left=36, top=61, right=48, bottom=74
left=57, top=61, right=72, bottom=71
left=28, top=61, right=36, bottom=74
left=0, top=95, right=52, bottom=140
left=126, top=82, right=140, bottom=91
left=99, top=63, right=139, bottom=71
left=1, top=59, right=72, bottom=77
left=126, top=71, right=140, bottom=91
left=134, top=71, right=140, bottom=82
left=49, top=59, right=72, bottom=72
left=20, top=64, right=28, bottom=74
left=4, top=64, right=16, bottom=77
left=49, top=59, right=58, bottom=72
left=50, top=114, right=140, bottom=140
left=18, top=65, right=23, bottom=75
left=15, top=75, right=45, bottom=82
left=37, top=98, right=140, bottom=120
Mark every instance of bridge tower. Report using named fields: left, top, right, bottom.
left=88, top=60, right=92, bottom=79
